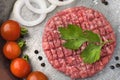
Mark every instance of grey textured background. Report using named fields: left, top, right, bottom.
left=0, top=0, right=16, bottom=25
left=10, top=0, right=120, bottom=80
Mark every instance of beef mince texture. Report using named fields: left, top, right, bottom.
left=42, top=7, right=116, bottom=79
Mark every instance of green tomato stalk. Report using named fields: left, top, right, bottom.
left=18, top=39, right=26, bottom=49
left=21, top=27, right=28, bottom=36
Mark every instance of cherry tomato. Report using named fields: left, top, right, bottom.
left=27, top=71, right=48, bottom=80
left=3, top=41, right=21, bottom=60
left=1, top=20, right=21, bottom=41
left=10, top=58, right=31, bottom=78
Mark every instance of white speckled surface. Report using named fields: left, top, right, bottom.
left=10, top=0, right=120, bottom=80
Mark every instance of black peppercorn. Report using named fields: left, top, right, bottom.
left=116, top=63, right=120, bottom=68
left=101, top=0, right=108, bottom=5
left=41, top=63, right=45, bottom=67
left=34, top=50, right=39, bottom=54
left=110, top=65, right=115, bottom=69
left=38, top=56, right=43, bottom=61
left=59, top=0, right=63, bottom=1
left=115, top=56, right=119, bottom=61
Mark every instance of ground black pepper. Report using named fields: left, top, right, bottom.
left=34, top=50, right=39, bottom=54
left=110, top=65, right=115, bottom=69
left=38, top=56, right=43, bottom=61
left=41, top=63, right=45, bottom=67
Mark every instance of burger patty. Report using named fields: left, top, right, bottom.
left=42, top=7, right=116, bottom=79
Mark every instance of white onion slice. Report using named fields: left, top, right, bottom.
left=12, top=0, right=47, bottom=26
left=48, top=0, right=74, bottom=6
left=24, top=0, right=57, bottom=14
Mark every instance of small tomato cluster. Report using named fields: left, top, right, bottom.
left=0, top=20, right=48, bottom=80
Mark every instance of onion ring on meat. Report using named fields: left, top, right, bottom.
left=12, top=0, right=47, bottom=26
left=24, top=0, right=57, bottom=14
left=47, top=0, right=74, bottom=6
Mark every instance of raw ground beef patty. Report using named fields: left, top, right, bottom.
left=42, top=7, right=116, bottom=79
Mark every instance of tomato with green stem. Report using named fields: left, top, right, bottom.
left=10, top=56, right=31, bottom=78
left=1, top=20, right=28, bottom=41
left=3, top=41, right=25, bottom=60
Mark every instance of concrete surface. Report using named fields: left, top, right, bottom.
left=10, top=0, right=120, bottom=80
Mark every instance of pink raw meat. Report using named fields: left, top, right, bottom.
left=42, top=7, right=116, bottom=79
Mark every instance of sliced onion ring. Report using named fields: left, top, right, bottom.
left=24, top=0, right=57, bottom=14
left=47, top=0, right=74, bottom=6
left=12, top=0, right=47, bottom=26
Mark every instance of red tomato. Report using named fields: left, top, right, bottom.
left=27, top=71, right=48, bottom=80
left=3, top=41, right=21, bottom=60
left=1, top=20, right=21, bottom=41
left=10, top=58, right=31, bottom=78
